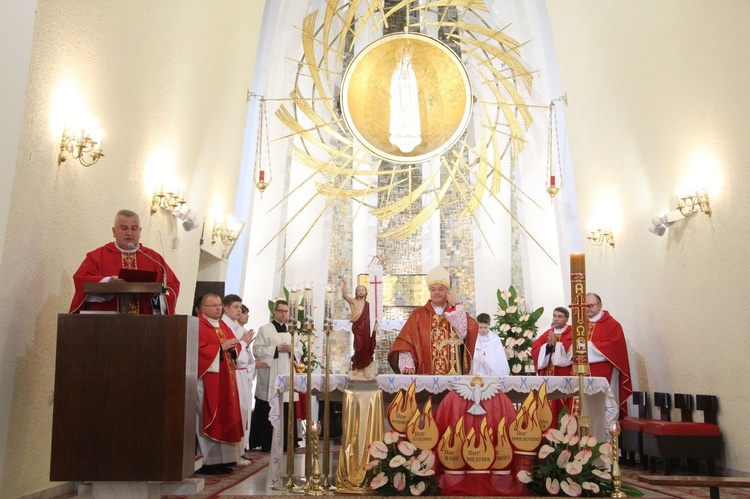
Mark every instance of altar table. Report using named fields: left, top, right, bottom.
left=265, top=374, right=617, bottom=488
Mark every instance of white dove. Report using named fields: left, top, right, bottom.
left=449, top=376, right=503, bottom=415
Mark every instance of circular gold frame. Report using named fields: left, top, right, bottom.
left=340, top=32, right=472, bottom=164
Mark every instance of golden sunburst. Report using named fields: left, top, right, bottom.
left=262, top=0, right=551, bottom=267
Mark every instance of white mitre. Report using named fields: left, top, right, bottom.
left=426, top=265, right=450, bottom=289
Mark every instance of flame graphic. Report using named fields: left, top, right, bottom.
left=462, top=417, right=495, bottom=470
left=406, top=397, right=440, bottom=450
left=438, top=416, right=466, bottom=470
left=508, top=391, right=542, bottom=452
left=492, top=416, right=513, bottom=470
left=536, top=381, right=553, bottom=432
left=387, top=381, right=418, bottom=433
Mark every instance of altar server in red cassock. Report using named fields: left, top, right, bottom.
left=388, top=265, right=478, bottom=375
left=69, top=209, right=179, bottom=314
left=532, top=306, right=574, bottom=427
left=196, top=293, right=244, bottom=475
left=585, top=293, right=633, bottom=419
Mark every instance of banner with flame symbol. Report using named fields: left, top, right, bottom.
left=508, top=392, right=542, bottom=452
left=406, top=397, right=440, bottom=450
left=387, top=381, right=418, bottom=433
left=492, top=416, right=513, bottom=470
left=535, top=381, right=553, bottom=432
left=462, top=417, right=495, bottom=470
left=438, top=417, right=466, bottom=470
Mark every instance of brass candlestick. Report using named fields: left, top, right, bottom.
left=275, top=319, right=299, bottom=491
left=303, top=327, right=314, bottom=490
left=610, top=421, right=626, bottom=498
left=305, top=421, right=325, bottom=496
left=322, top=327, right=332, bottom=488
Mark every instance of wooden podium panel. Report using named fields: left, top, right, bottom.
left=50, top=314, right=198, bottom=481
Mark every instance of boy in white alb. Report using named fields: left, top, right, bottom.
left=471, top=313, right=510, bottom=376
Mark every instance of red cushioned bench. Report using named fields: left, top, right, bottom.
left=641, top=393, right=722, bottom=475
left=619, top=391, right=650, bottom=468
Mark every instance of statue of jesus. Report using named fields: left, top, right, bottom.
left=340, top=276, right=378, bottom=381
left=389, top=51, right=422, bottom=153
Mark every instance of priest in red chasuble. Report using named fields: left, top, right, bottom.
left=69, top=209, right=180, bottom=314
left=585, top=293, right=633, bottom=419
left=196, top=293, right=244, bottom=474
left=388, top=265, right=478, bottom=375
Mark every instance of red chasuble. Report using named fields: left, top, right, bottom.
left=531, top=325, right=573, bottom=376
left=351, top=301, right=376, bottom=369
left=588, top=311, right=633, bottom=419
left=388, top=301, right=478, bottom=374
left=198, top=314, right=243, bottom=443
left=69, top=242, right=180, bottom=314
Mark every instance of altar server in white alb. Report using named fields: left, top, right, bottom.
left=470, top=313, right=510, bottom=376
left=221, top=294, right=256, bottom=465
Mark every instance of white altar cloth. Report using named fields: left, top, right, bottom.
left=265, top=374, right=617, bottom=488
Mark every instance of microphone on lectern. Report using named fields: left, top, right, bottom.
left=127, top=243, right=168, bottom=292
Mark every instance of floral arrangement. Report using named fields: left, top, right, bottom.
left=364, top=430, right=440, bottom=496
left=517, top=413, right=642, bottom=497
left=493, top=286, right=544, bottom=374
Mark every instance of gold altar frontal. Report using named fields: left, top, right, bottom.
left=335, top=381, right=385, bottom=494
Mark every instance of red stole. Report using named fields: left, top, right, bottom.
left=531, top=325, right=573, bottom=376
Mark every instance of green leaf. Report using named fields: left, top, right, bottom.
left=529, top=306, right=545, bottom=323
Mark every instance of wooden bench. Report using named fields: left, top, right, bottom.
left=638, top=474, right=750, bottom=499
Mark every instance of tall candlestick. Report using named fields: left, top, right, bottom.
left=569, top=253, right=589, bottom=375
left=303, top=282, right=314, bottom=329
left=288, top=285, right=299, bottom=331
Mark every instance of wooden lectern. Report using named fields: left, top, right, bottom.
left=50, top=313, right=198, bottom=482
left=81, top=281, right=163, bottom=314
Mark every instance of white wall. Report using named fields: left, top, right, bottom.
left=547, top=0, right=750, bottom=473
left=0, top=1, right=264, bottom=496
left=0, top=0, right=37, bottom=267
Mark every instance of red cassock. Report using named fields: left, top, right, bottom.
left=69, top=242, right=180, bottom=314
left=531, top=325, right=573, bottom=427
left=589, top=311, right=633, bottom=420
left=197, top=315, right=243, bottom=443
left=388, top=302, right=478, bottom=374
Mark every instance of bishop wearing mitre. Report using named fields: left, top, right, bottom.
left=388, top=266, right=478, bottom=375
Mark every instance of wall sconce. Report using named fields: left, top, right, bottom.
left=648, top=190, right=712, bottom=237
left=587, top=228, right=614, bottom=247
left=676, top=190, right=711, bottom=217
left=212, top=217, right=245, bottom=246
left=58, top=124, right=105, bottom=167
left=150, top=185, right=186, bottom=215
